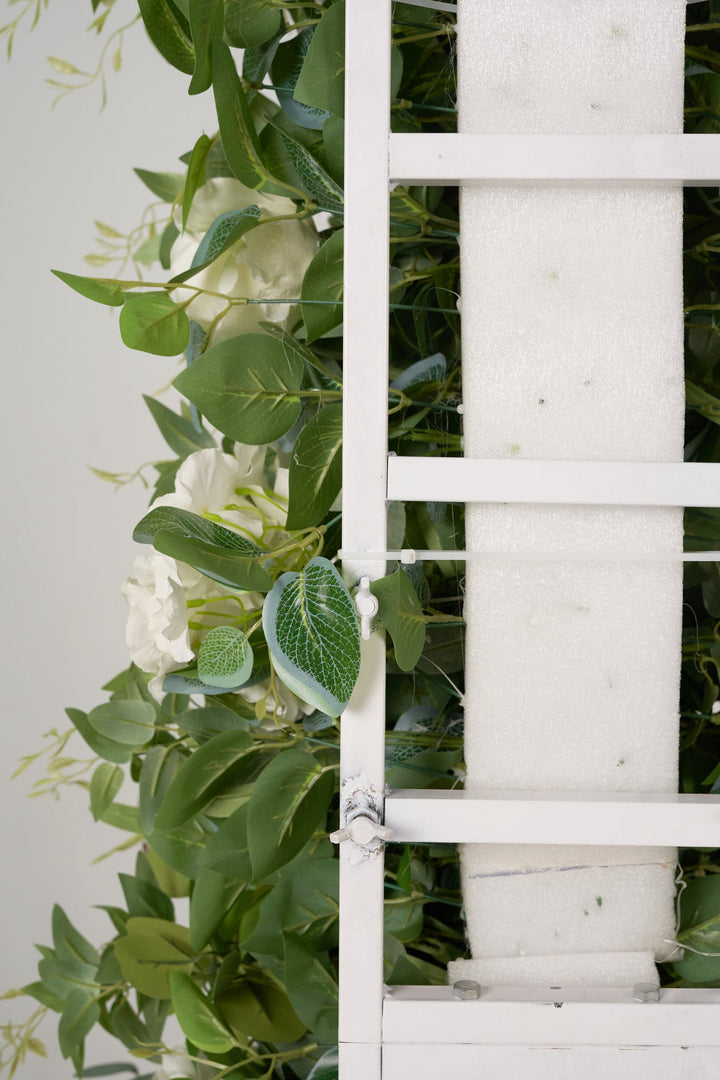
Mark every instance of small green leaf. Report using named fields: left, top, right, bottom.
left=172, top=205, right=262, bottom=284
left=173, top=332, right=304, bottom=443
left=88, top=701, right=156, bottom=748
left=119, top=872, right=174, bottom=922
left=282, top=931, right=338, bottom=1044
left=139, top=744, right=186, bottom=836
left=247, top=748, right=334, bottom=880
left=58, top=989, right=100, bottom=1059
left=174, top=704, right=250, bottom=742
left=143, top=394, right=215, bottom=456
left=65, top=707, right=133, bottom=765
left=293, top=1, right=346, bottom=117
left=115, top=918, right=195, bottom=999
left=155, top=729, right=256, bottom=829
left=181, top=133, right=212, bottom=230
left=262, top=557, right=360, bottom=717
left=672, top=876, right=720, bottom=982
left=302, top=229, right=343, bottom=343
left=169, top=971, right=235, bottom=1053
left=200, top=802, right=253, bottom=880
left=133, top=504, right=261, bottom=553
left=89, top=763, right=124, bottom=822
left=51, top=269, right=125, bottom=307
left=286, top=404, right=342, bottom=530
left=272, top=28, right=330, bottom=131
left=119, top=292, right=190, bottom=356
left=216, top=973, right=306, bottom=1044
left=134, top=167, right=185, bottom=203
left=189, top=868, right=245, bottom=951
left=198, top=626, right=254, bottom=688
left=149, top=818, right=214, bottom=879
left=137, top=0, right=195, bottom=74
left=52, top=904, right=100, bottom=969
left=391, top=352, right=447, bottom=392
left=370, top=569, right=426, bottom=672
left=224, top=0, right=282, bottom=48
left=188, top=0, right=224, bottom=94
left=153, top=529, right=272, bottom=592
left=266, top=118, right=343, bottom=214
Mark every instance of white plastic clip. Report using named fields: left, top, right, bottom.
left=354, top=575, right=379, bottom=640
left=329, top=816, right=394, bottom=846
left=330, top=773, right=392, bottom=861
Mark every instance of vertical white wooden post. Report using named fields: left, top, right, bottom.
left=339, top=0, right=392, bottom=1075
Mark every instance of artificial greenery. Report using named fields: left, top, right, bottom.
left=3, top=1, right=720, bottom=1077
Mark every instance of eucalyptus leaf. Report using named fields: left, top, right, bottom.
left=243, top=858, right=338, bottom=959
left=246, top=748, right=335, bottom=880
left=134, top=167, right=185, bottom=203
left=282, top=932, right=338, bottom=1045
left=154, top=729, right=257, bottom=829
left=139, top=745, right=187, bottom=836
left=188, top=0, right=224, bottom=95
left=224, top=0, right=282, bottom=48
left=168, top=971, right=234, bottom=1053
left=89, top=763, right=124, bottom=823
left=58, top=989, right=100, bottom=1059
left=197, top=625, right=254, bottom=688
left=143, top=395, right=214, bottom=456
left=119, top=292, right=190, bottom=356
left=215, top=972, right=306, bottom=1044
left=263, top=557, right=360, bottom=717
left=673, top=876, right=720, bottom=982
left=173, top=332, right=305, bottom=443
left=53, top=905, right=100, bottom=969
left=286, top=404, right=343, bottom=530
left=66, top=707, right=133, bottom=765
left=52, top=270, right=125, bottom=307
left=181, top=133, right=212, bottom=230
left=189, top=868, right=246, bottom=951
left=200, top=802, right=253, bottom=880
left=137, top=0, right=195, bottom=75
left=149, top=817, right=214, bottom=879
left=88, top=701, right=156, bottom=749
left=108, top=999, right=158, bottom=1059
left=119, top=873, right=174, bottom=922
left=271, top=29, right=330, bottom=131
left=370, top=569, right=426, bottom=672
left=114, top=919, right=195, bottom=999
left=302, top=228, right=344, bottom=343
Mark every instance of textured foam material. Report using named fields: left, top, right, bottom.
left=448, top=950, right=660, bottom=989
left=457, top=0, right=686, bottom=988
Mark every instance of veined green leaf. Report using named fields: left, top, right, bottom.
left=169, top=971, right=235, bottom=1053
left=173, top=704, right=251, bottom=742
left=282, top=931, right=338, bottom=1045
left=173, top=332, right=305, bottom=444
left=133, top=504, right=261, bottom=553
left=188, top=0, right=224, bottom=94
left=268, top=119, right=343, bottom=214
left=143, top=394, right=214, bottom=456
left=370, top=569, right=427, bottom=672
left=149, top=817, right=214, bottom=879
left=246, top=748, right=334, bottom=880
left=302, top=228, right=343, bottom=343
left=153, top=529, right=273, bottom=592
left=286, top=404, right=342, bottom=530
left=272, top=28, right=330, bottom=131
left=224, top=0, right=282, bottom=49
left=154, top=729, right=256, bottom=829
left=137, top=0, right=195, bottom=75
left=119, top=292, right=190, bottom=356
left=134, top=167, right=185, bottom=203
left=88, top=701, right=156, bottom=748
left=171, top=205, right=262, bottom=284
left=89, top=763, right=124, bottom=822
left=51, top=269, right=125, bottom=307
left=391, top=352, right=447, bottom=392
left=181, top=133, right=212, bottom=230
left=197, top=625, right=254, bottom=688
left=262, top=557, right=360, bottom=717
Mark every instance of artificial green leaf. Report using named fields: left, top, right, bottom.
left=181, top=133, right=212, bottom=230
left=52, top=904, right=100, bottom=969
left=95, top=945, right=124, bottom=987
left=115, top=919, right=195, bottom=999
left=145, top=849, right=192, bottom=898
left=108, top=998, right=158, bottom=1058
left=88, top=701, right=156, bottom=748
left=119, top=872, right=175, bottom=922
left=384, top=899, right=424, bottom=943
left=169, top=971, right=235, bottom=1053
left=172, top=205, right=262, bottom=283
left=391, top=352, right=447, bottom=392
left=153, top=529, right=272, bottom=592
left=197, top=626, right=254, bottom=688
left=212, top=38, right=293, bottom=195
left=293, top=1, right=345, bottom=117
left=89, top=762, right=124, bottom=822
left=58, top=989, right=100, bottom=1059
left=322, top=116, right=344, bottom=185
left=133, top=233, right=162, bottom=266
left=154, top=729, right=256, bottom=829
left=149, top=818, right=213, bottom=879
left=224, top=0, right=282, bottom=48
left=22, top=980, right=66, bottom=1013
left=242, top=32, right=280, bottom=84
left=286, top=404, right=342, bottom=530
left=119, top=292, right=190, bottom=356
left=99, top=802, right=142, bottom=833
left=200, top=802, right=253, bottom=880
left=282, top=932, right=338, bottom=1044
left=133, top=504, right=261, bottom=554
left=307, top=1048, right=339, bottom=1080
left=384, top=745, right=461, bottom=790
left=370, top=569, right=426, bottom=672
left=302, top=228, right=343, bottom=343
left=159, top=218, right=180, bottom=270
left=143, top=394, right=215, bottom=456
left=189, top=868, right=246, bottom=950
left=133, top=167, right=185, bottom=202
left=247, top=748, right=334, bottom=880
left=271, top=28, right=330, bottom=130
left=139, top=745, right=186, bottom=836
left=51, top=269, right=125, bottom=307
left=262, top=557, right=360, bottom=717
left=243, top=858, right=338, bottom=958
left=216, top=973, right=306, bottom=1044
left=137, top=0, right=195, bottom=74
left=267, top=119, right=344, bottom=214
left=188, top=0, right=224, bottom=94
left=173, top=704, right=251, bottom=742
left=66, top=707, right=133, bottom=765
left=173, top=332, right=305, bottom=443
left=673, top=876, right=720, bottom=982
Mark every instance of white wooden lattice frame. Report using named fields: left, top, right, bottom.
left=339, top=1, right=720, bottom=1076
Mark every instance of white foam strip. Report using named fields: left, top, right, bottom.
left=448, top=951, right=660, bottom=988
left=458, top=0, right=686, bottom=989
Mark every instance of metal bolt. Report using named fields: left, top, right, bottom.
left=633, top=982, right=660, bottom=1003
left=452, top=979, right=480, bottom=1001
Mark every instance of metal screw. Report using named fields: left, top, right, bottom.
left=633, top=982, right=660, bottom=1003
left=452, top=979, right=480, bottom=1000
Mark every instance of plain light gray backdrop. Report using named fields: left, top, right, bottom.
left=0, top=5, right=213, bottom=1074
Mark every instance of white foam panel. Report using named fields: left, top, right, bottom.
left=457, top=0, right=686, bottom=988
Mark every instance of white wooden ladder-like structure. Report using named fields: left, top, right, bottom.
left=338, top=0, right=720, bottom=1076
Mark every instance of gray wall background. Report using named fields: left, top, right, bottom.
left=0, top=5, right=213, bottom=1074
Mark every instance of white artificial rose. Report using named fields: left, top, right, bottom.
left=170, top=177, right=318, bottom=343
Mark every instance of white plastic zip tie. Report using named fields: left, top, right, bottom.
left=339, top=548, right=720, bottom=564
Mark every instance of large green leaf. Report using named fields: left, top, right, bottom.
left=188, top=0, right=224, bottom=94
left=153, top=529, right=273, bottom=592
left=88, top=701, right=156, bottom=748
left=154, top=729, right=257, bottom=829
left=243, top=858, right=338, bottom=958
left=302, top=229, right=343, bottom=343
left=282, top=932, right=338, bottom=1044
left=286, top=404, right=342, bottom=530
left=197, top=626, right=254, bottom=688
left=246, top=748, right=335, bottom=880
left=51, top=269, right=125, bottom=307
left=224, top=0, right=282, bottom=48
left=169, top=971, right=235, bottom=1053
left=66, top=707, right=133, bottom=765
left=58, top=989, right=100, bottom=1059
left=370, top=569, right=426, bottom=672
left=137, top=0, right=195, bottom=74
left=115, top=919, right=195, bottom=999
left=89, top=763, right=124, bottom=822
left=143, top=394, right=215, bottom=456
left=119, top=292, right=190, bottom=356
left=262, top=557, right=360, bottom=716
left=173, top=332, right=305, bottom=443
left=189, top=868, right=246, bottom=951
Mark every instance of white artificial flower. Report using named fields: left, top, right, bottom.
left=170, top=177, right=318, bottom=343
left=241, top=680, right=316, bottom=727
left=152, top=1047, right=213, bottom=1080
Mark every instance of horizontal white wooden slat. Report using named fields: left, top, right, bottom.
left=387, top=457, right=720, bottom=507
left=382, top=986, right=720, bottom=1046
left=384, top=790, right=720, bottom=847
left=390, top=133, right=720, bottom=185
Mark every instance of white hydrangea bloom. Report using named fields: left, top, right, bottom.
left=170, top=177, right=318, bottom=343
